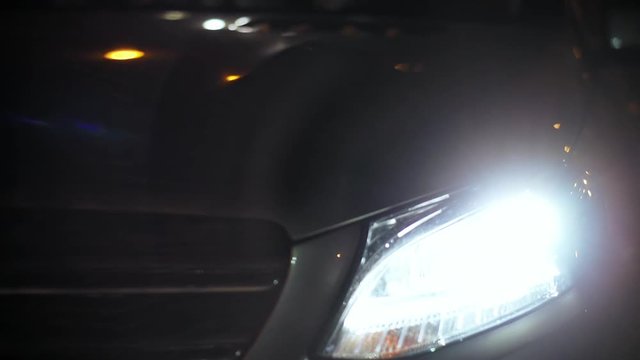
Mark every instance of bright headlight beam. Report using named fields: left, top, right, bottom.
left=324, top=191, right=568, bottom=358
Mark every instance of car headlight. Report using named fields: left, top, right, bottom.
left=321, top=189, right=573, bottom=359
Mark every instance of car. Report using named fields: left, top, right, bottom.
left=2, top=1, right=639, bottom=359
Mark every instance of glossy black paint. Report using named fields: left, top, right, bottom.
left=2, top=11, right=581, bottom=239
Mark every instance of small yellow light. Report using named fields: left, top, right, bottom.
left=104, top=49, right=145, bottom=61
left=224, top=74, right=242, bottom=82
left=564, top=145, right=572, bottom=153
left=336, top=253, right=342, bottom=259
left=161, top=11, right=187, bottom=21
left=583, top=178, right=588, bottom=185
left=553, top=122, right=561, bottom=129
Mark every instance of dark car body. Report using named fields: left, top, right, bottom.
left=2, top=3, right=640, bottom=360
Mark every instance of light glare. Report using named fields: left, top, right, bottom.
left=203, top=18, right=226, bottom=31
left=104, top=49, right=145, bottom=61
left=611, top=37, right=623, bottom=49
left=161, top=11, right=187, bottom=21
left=224, top=74, right=242, bottom=82
left=235, top=16, right=251, bottom=26
left=327, top=192, right=566, bottom=358
left=236, top=26, right=256, bottom=33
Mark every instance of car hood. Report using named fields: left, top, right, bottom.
left=2, top=11, right=584, bottom=238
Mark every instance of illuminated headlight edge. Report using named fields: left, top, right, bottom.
left=321, top=189, right=574, bottom=359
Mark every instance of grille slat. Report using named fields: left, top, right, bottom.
left=1, top=208, right=290, bottom=359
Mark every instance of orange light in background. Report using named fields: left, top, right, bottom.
left=572, top=46, right=583, bottom=60
left=341, top=24, right=359, bottom=37
left=224, top=74, right=242, bottom=82
left=553, top=122, right=561, bottom=129
left=394, top=62, right=423, bottom=73
left=394, top=63, right=410, bottom=72
left=564, top=145, right=572, bottom=153
left=104, top=49, right=145, bottom=61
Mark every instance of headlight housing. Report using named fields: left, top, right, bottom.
left=321, top=189, right=573, bottom=359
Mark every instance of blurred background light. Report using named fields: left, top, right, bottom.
left=104, top=49, right=145, bottom=61
left=224, top=74, right=242, bottom=82
left=203, top=18, right=226, bottom=30
left=234, top=16, right=251, bottom=26
left=160, top=11, right=187, bottom=21
left=236, top=26, right=256, bottom=33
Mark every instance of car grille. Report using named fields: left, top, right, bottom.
left=0, top=208, right=290, bottom=359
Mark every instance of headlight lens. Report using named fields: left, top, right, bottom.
left=322, top=190, right=571, bottom=358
